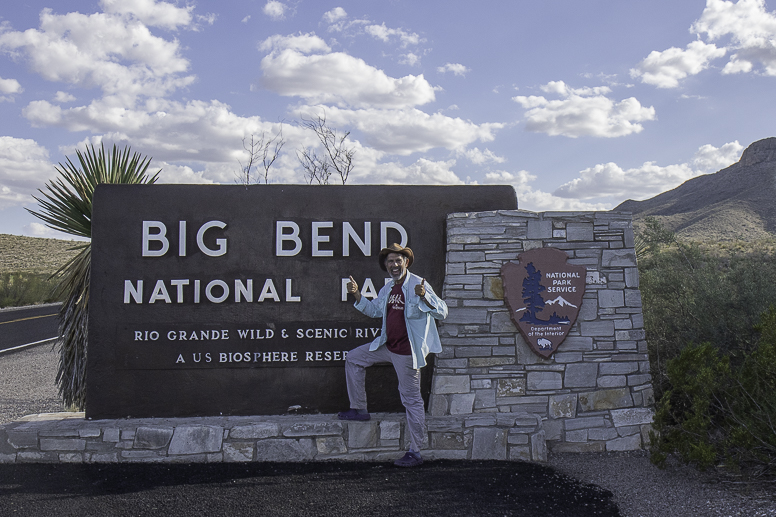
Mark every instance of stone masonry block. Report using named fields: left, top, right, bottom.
left=168, top=426, right=223, bottom=455
left=433, top=375, right=471, bottom=394
left=578, top=388, right=633, bottom=411
left=471, top=428, right=508, bottom=460
left=7, top=430, right=38, bottom=449
left=484, top=276, right=504, bottom=300
left=607, top=434, right=642, bottom=451
left=625, top=268, right=639, bottom=288
left=283, top=422, right=343, bottom=437
left=316, top=437, right=347, bottom=455
left=527, top=372, right=563, bottom=390
left=450, top=393, right=475, bottom=414
left=564, top=363, right=598, bottom=388
left=431, top=432, right=468, bottom=450
left=380, top=421, right=402, bottom=441
left=230, top=423, right=280, bottom=439
left=598, top=290, right=624, bottom=308
left=497, top=378, right=526, bottom=397
left=580, top=321, right=615, bottom=337
left=490, top=311, right=516, bottom=333
left=347, top=421, right=378, bottom=449
left=599, top=362, right=638, bottom=375
left=134, top=427, right=173, bottom=449
left=602, top=249, right=637, bottom=267
left=611, top=408, right=654, bottom=427
left=565, top=416, right=607, bottom=431
left=559, top=336, right=594, bottom=352
left=255, top=439, right=316, bottom=462
left=223, top=442, right=255, bottom=462
left=579, top=298, right=598, bottom=321
left=40, top=439, right=86, bottom=452
left=527, top=220, right=552, bottom=239
left=531, top=430, right=548, bottom=462
left=566, top=223, right=594, bottom=242
left=445, top=308, right=489, bottom=324
left=625, top=290, right=642, bottom=307
left=474, top=389, right=496, bottom=410
left=549, top=394, right=577, bottom=419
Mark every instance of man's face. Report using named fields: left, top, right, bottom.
left=385, top=252, right=408, bottom=282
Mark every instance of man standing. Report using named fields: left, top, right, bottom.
left=339, top=243, right=448, bottom=467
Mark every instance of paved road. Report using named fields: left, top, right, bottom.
left=0, top=304, right=60, bottom=353
left=0, top=460, right=622, bottom=516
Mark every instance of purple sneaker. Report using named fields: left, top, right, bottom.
left=394, top=451, right=423, bottom=467
left=337, top=408, right=370, bottom=421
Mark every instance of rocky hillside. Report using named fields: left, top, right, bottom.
left=616, top=137, right=776, bottom=241
left=0, top=234, right=82, bottom=274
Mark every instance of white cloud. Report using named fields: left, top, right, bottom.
left=322, top=106, right=502, bottom=155
left=241, top=15, right=251, bottom=23
left=552, top=140, right=742, bottom=201
left=259, top=33, right=331, bottom=54
left=458, top=147, right=505, bottom=165
left=364, top=23, right=421, bottom=47
left=0, top=8, right=194, bottom=101
left=399, top=53, right=421, bottom=66
left=260, top=35, right=436, bottom=108
left=630, top=40, right=726, bottom=88
left=0, top=137, right=54, bottom=209
left=54, top=91, right=76, bottom=103
left=154, top=161, right=216, bottom=184
left=691, top=140, right=743, bottom=171
left=0, top=76, right=22, bottom=94
left=437, top=63, right=470, bottom=77
left=323, top=7, right=347, bottom=24
left=482, top=170, right=609, bottom=211
left=263, top=1, right=287, bottom=20
left=553, top=161, right=696, bottom=200
left=635, top=0, right=776, bottom=87
left=100, top=0, right=194, bottom=30
left=513, top=81, right=655, bottom=138
left=354, top=158, right=464, bottom=185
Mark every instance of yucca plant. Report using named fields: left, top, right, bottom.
left=28, top=144, right=159, bottom=410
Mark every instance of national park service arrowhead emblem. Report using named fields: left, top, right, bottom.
left=501, top=247, right=586, bottom=358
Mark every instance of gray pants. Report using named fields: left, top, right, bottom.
left=345, top=343, right=425, bottom=452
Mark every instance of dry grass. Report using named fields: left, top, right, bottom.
left=0, top=233, right=83, bottom=274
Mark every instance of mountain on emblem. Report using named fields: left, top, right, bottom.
left=501, top=247, right=587, bottom=358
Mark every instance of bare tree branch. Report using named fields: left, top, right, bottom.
left=297, top=113, right=355, bottom=185
left=236, top=126, right=285, bottom=185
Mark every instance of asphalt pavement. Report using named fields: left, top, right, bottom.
left=0, top=460, right=622, bottom=516
left=0, top=303, right=59, bottom=353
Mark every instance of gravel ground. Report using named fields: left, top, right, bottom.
left=2, top=344, right=775, bottom=516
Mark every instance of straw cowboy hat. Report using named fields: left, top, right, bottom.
left=378, top=243, right=414, bottom=271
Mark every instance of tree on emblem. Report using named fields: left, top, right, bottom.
left=521, top=262, right=545, bottom=324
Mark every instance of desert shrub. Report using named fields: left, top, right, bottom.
left=639, top=239, right=776, bottom=398
left=650, top=307, right=776, bottom=474
left=0, top=272, right=61, bottom=308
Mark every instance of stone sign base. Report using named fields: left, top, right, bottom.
left=0, top=412, right=546, bottom=464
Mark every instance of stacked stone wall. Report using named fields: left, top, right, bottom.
left=430, top=210, right=654, bottom=453
left=1, top=209, right=653, bottom=464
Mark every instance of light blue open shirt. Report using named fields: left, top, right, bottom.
left=354, top=271, right=448, bottom=369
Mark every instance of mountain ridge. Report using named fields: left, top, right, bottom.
left=615, top=137, right=776, bottom=241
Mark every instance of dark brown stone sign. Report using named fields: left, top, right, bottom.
left=501, top=247, right=586, bottom=358
left=87, top=184, right=517, bottom=419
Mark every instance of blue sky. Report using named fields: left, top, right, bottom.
left=1, top=0, right=774, bottom=238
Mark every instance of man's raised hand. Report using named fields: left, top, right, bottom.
left=415, top=278, right=426, bottom=298
left=347, top=275, right=362, bottom=302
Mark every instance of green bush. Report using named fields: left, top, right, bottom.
left=650, top=307, right=776, bottom=474
left=0, top=272, right=61, bottom=308
left=637, top=218, right=776, bottom=474
left=639, top=241, right=776, bottom=398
